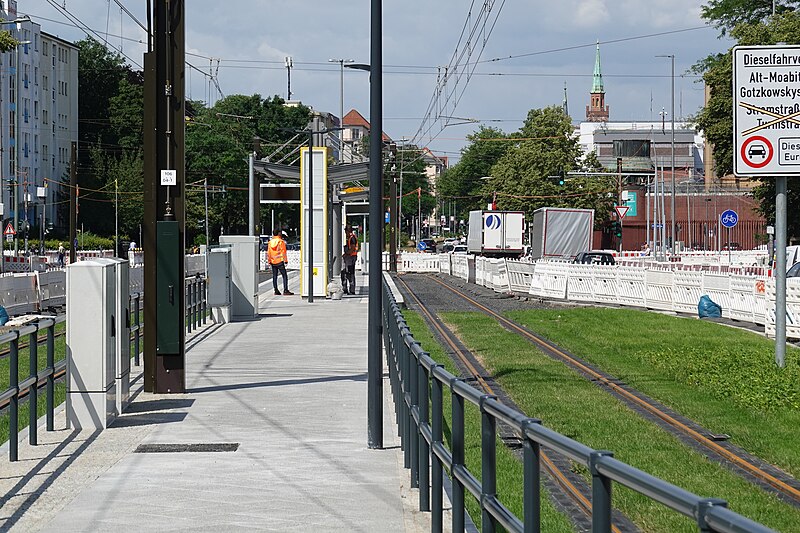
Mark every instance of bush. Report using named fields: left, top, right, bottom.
left=45, top=232, right=114, bottom=251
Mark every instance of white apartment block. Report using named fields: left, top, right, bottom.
left=1, top=0, right=78, bottom=234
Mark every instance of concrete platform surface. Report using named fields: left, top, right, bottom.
left=0, top=275, right=443, bottom=532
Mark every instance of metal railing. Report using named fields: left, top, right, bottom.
left=382, top=278, right=775, bottom=533
left=0, top=316, right=66, bottom=462
left=185, top=276, right=207, bottom=334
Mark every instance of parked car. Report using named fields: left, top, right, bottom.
left=452, top=244, right=468, bottom=254
left=439, top=243, right=455, bottom=253
left=787, top=262, right=800, bottom=277
left=573, top=251, right=615, bottom=265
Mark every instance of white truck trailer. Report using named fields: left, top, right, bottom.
left=530, top=207, right=594, bottom=260
left=467, top=210, right=524, bottom=257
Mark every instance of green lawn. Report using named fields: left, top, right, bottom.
left=507, top=308, right=800, bottom=479
left=402, top=311, right=575, bottom=533
left=441, top=311, right=800, bottom=532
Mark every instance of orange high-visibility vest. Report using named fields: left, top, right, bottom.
left=345, top=233, right=359, bottom=257
left=267, top=237, right=287, bottom=265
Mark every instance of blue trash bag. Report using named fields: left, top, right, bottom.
left=0, top=306, right=8, bottom=326
left=698, top=295, right=722, bottom=319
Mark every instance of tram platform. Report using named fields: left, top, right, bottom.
left=0, top=272, right=443, bottom=532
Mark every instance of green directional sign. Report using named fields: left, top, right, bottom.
left=622, top=190, right=637, bottom=217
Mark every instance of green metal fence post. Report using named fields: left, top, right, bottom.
left=451, top=377, right=465, bottom=533
left=481, top=395, right=498, bottom=533
left=590, top=451, right=614, bottom=533
left=28, top=327, right=39, bottom=446
left=409, top=339, right=420, bottom=488
left=431, top=367, right=444, bottom=533
left=46, top=323, right=55, bottom=431
left=9, top=332, right=19, bottom=461
left=418, top=360, right=430, bottom=511
left=523, top=419, right=542, bottom=533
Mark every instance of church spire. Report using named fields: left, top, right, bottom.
left=592, top=41, right=604, bottom=93
left=585, top=40, right=609, bottom=122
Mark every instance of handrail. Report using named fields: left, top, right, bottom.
left=381, top=276, right=777, bottom=533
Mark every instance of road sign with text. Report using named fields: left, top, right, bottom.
left=733, top=45, right=800, bottom=176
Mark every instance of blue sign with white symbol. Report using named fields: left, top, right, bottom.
left=720, top=209, right=739, bottom=228
left=385, top=211, right=390, bottom=223
left=485, top=214, right=502, bottom=230
left=417, top=241, right=427, bottom=251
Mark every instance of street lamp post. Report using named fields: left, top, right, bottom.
left=657, top=54, right=676, bottom=254
left=328, top=58, right=353, bottom=285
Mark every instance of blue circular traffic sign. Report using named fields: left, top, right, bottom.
left=720, top=209, right=738, bottom=228
left=417, top=241, right=427, bottom=251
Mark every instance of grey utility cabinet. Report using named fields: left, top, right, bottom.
left=208, top=247, right=232, bottom=323
left=219, top=236, right=258, bottom=320
left=66, top=259, right=118, bottom=429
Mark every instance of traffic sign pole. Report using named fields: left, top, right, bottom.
left=776, top=176, right=787, bottom=368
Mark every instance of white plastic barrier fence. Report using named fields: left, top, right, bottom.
left=673, top=270, right=704, bottom=314
left=493, top=259, right=510, bottom=292
left=566, top=264, right=596, bottom=303
left=530, top=262, right=569, bottom=300
left=36, top=270, right=66, bottom=309
left=591, top=265, right=618, bottom=306
left=766, top=278, right=800, bottom=338
left=438, top=253, right=452, bottom=276
left=0, top=274, right=39, bottom=315
left=614, top=267, right=647, bottom=308
left=452, top=255, right=469, bottom=281
left=506, top=261, right=536, bottom=294
left=644, top=270, right=674, bottom=312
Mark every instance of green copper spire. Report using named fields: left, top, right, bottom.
left=592, top=41, right=604, bottom=93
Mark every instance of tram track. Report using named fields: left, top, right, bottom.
left=393, top=273, right=637, bottom=533
left=402, top=272, right=800, bottom=510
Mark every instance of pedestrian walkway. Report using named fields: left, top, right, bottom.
left=0, top=273, right=442, bottom=532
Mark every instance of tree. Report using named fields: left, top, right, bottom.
left=185, top=95, right=311, bottom=243
left=701, top=0, right=798, bottom=35
left=436, top=126, right=510, bottom=219
left=486, top=106, right=612, bottom=222
left=693, top=9, right=800, bottom=236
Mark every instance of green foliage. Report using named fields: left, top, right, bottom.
left=0, top=26, right=17, bottom=52
left=701, top=0, right=798, bottom=35
left=437, top=126, right=511, bottom=217
left=487, top=106, right=613, bottom=223
left=45, top=232, right=113, bottom=250
left=185, top=94, right=311, bottom=243
left=694, top=10, right=800, bottom=236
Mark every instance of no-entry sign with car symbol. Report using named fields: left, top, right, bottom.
left=733, top=45, right=800, bottom=176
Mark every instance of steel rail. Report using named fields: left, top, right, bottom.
left=425, top=273, right=800, bottom=506
left=394, top=273, right=622, bottom=532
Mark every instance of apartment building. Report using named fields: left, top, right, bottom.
left=0, top=0, right=78, bottom=235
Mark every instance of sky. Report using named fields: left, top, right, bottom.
left=18, top=1, right=734, bottom=163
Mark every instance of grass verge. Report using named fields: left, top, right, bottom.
left=403, top=311, right=575, bottom=533
left=442, top=311, right=800, bottom=532
left=507, top=308, right=800, bottom=479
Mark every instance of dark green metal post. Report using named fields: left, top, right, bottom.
left=523, top=420, right=542, bottom=533
left=418, top=361, right=430, bottom=511
left=590, top=451, right=613, bottom=533
left=9, top=333, right=19, bottom=461
left=46, top=323, right=54, bottom=431
left=28, top=328, right=38, bottom=446
left=367, top=0, right=383, bottom=449
left=451, top=378, right=465, bottom=533
left=481, top=395, right=497, bottom=533
left=431, top=367, right=444, bottom=533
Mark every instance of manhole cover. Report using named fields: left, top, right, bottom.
left=134, top=443, right=239, bottom=453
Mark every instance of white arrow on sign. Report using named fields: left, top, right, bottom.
left=614, top=205, right=629, bottom=219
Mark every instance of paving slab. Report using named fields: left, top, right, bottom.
left=0, top=274, right=446, bottom=532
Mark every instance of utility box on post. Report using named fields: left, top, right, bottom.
left=219, top=236, right=258, bottom=320
left=66, top=259, right=118, bottom=429
left=106, top=257, right=131, bottom=413
left=207, top=247, right=232, bottom=324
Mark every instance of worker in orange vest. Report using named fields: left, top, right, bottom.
left=342, top=225, right=359, bottom=295
left=268, top=228, right=293, bottom=296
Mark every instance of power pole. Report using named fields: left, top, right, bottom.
left=143, top=0, right=186, bottom=393
left=69, top=142, right=76, bottom=265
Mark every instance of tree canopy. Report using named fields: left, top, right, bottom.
left=694, top=5, right=800, bottom=236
